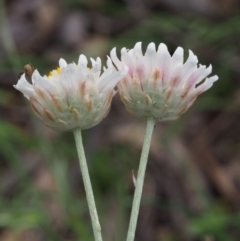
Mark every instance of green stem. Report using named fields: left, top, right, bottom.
left=126, top=117, right=156, bottom=241
left=73, top=128, right=103, bottom=241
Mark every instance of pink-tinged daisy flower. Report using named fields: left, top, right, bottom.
left=14, top=56, right=127, bottom=131
left=110, top=42, right=218, bottom=121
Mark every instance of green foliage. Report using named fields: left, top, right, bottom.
left=189, top=205, right=240, bottom=241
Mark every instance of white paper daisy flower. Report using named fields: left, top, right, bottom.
left=14, top=56, right=127, bottom=131
left=110, top=42, right=218, bottom=121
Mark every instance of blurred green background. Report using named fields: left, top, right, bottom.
left=1, top=0, right=240, bottom=240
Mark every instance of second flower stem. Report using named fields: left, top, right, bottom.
left=73, top=128, right=102, bottom=241
left=126, top=117, right=156, bottom=241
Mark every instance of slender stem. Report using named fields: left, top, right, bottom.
left=73, top=128, right=103, bottom=241
left=126, top=117, right=156, bottom=241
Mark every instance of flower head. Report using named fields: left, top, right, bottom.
left=14, top=56, right=127, bottom=131
left=110, top=42, right=218, bottom=121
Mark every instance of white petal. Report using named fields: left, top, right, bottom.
left=133, top=42, right=143, bottom=56
left=59, top=58, right=67, bottom=68
left=157, top=43, right=172, bottom=86
left=134, top=52, right=146, bottom=82
left=208, top=75, right=218, bottom=83
left=181, top=50, right=198, bottom=84
left=144, top=42, right=157, bottom=76
left=31, top=69, right=41, bottom=84
left=14, top=74, right=34, bottom=99
left=186, top=65, right=206, bottom=88
left=78, top=54, right=88, bottom=66
left=185, top=50, right=198, bottom=66
left=170, top=64, right=182, bottom=89
left=195, top=64, right=212, bottom=85
left=196, top=75, right=218, bottom=93
left=59, top=65, right=78, bottom=94
left=172, top=47, right=184, bottom=65
left=98, top=66, right=128, bottom=92
left=96, top=57, right=101, bottom=66
left=90, top=57, right=96, bottom=67
left=106, top=56, right=113, bottom=69
left=89, top=57, right=101, bottom=77
left=32, top=70, right=55, bottom=97
left=96, top=56, right=115, bottom=85
left=110, top=47, right=122, bottom=69
left=121, top=48, right=134, bottom=69
left=128, top=49, right=134, bottom=57
left=202, top=75, right=218, bottom=91
left=147, top=42, right=156, bottom=53
left=157, top=43, right=168, bottom=54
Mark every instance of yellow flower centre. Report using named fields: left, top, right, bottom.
left=47, top=65, right=90, bottom=79
left=48, top=67, right=61, bottom=78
